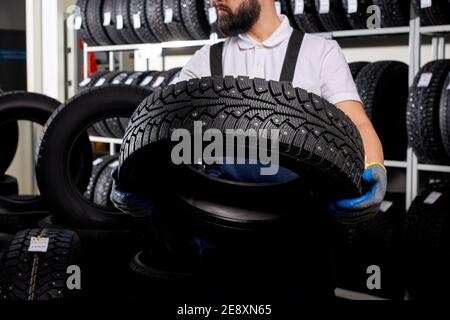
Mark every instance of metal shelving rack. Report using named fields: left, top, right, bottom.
left=78, top=7, right=450, bottom=211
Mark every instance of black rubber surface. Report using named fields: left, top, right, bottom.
left=114, top=0, right=142, bottom=44
left=440, top=72, right=450, bottom=160
left=203, top=0, right=222, bottom=35
left=285, top=0, right=325, bottom=33
left=146, top=0, right=174, bottom=42
left=372, top=0, right=410, bottom=27
left=36, top=85, right=152, bottom=228
left=179, top=0, right=211, bottom=40
left=93, top=158, right=119, bottom=208
left=84, top=155, right=118, bottom=202
left=407, top=60, right=450, bottom=164
left=0, top=228, right=82, bottom=300
left=163, top=0, right=192, bottom=40
left=0, top=175, right=18, bottom=196
left=77, top=0, right=98, bottom=46
left=86, top=0, right=113, bottom=45
left=343, top=0, right=374, bottom=30
left=102, top=0, right=127, bottom=45
left=129, top=0, right=160, bottom=43
left=413, top=0, right=450, bottom=26
left=314, top=0, right=351, bottom=31
left=349, top=61, right=370, bottom=80
left=355, top=61, right=409, bottom=160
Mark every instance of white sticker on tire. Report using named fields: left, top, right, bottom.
left=379, top=201, right=393, bottom=213
left=125, top=77, right=134, bottom=85
left=208, top=7, right=218, bottom=24
left=421, top=0, right=432, bottom=9
left=417, top=72, right=433, bottom=87
left=93, top=158, right=104, bottom=166
left=348, top=0, right=358, bottom=13
left=140, top=75, right=154, bottom=86
left=164, top=8, right=174, bottom=24
left=294, top=0, right=304, bottom=14
left=79, top=78, right=91, bottom=87
left=319, top=0, right=330, bottom=14
left=103, top=12, right=111, bottom=26
left=94, top=78, right=106, bottom=87
left=74, top=16, right=82, bottom=30
left=152, top=76, right=165, bottom=88
left=275, top=1, right=281, bottom=15
left=424, top=191, right=442, bottom=204
left=116, top=15, right=124, bottom=30
left=29, top=237, right=50, bottom=253
left=133, top=14, right=141, bottom=29
left=109, top=160, right=119, bottom=168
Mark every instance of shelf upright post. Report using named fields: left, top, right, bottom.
left=83, top=42, right=89, bottom=79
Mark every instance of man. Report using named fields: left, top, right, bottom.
left=112, top=0, right=387, bottom=299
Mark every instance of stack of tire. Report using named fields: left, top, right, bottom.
left=407, top=60, right=450, bottom=164
left=350, top=61, right=409, bottom=160
left=412, top=0, right=450, bottom=26
left=403, top=184, right=450, bottom=299
left=76, top=0, right=211, bottom=45
left=79, top=67, right=182, bottom=138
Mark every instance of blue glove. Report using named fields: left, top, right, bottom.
left=110, top=168, right=155, bottom=218
left=329, top=163, right=387, bottom=225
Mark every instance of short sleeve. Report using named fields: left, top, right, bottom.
left=320, top=40, right=362, bottom=105
left=177, top=44, right=212, bottom=82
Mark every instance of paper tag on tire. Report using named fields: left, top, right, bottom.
left=74, top=16, right=82, bottom=30
left=379, top=201, right=393, bottom=213
left=140, top=76, right=154, bottom=86
left=348, top=0, right=358, bottom=13
left=208, top=7, right=217, bottom=24
left=294, top=0, right=304, bottom=14
left=93, top=158, right=104, bottom=166
left=133, top=14, right=141, bottom=29
left=424, top=191, right=442, bottom=204
left=275, top=1, right=281, bottom=15
left=417, top=72, right=433, bottom=87
left=421, top=0, right=432, bottom=9
left=109, top=160, right=119, bottom=168
left=29, top=237, right=50, bottom=253
left=95, top=78, right=106, bottom=87
left=125, top=77, right=134, bottom=85
left=164, top=8, right=174, bottom=24
left=116, top=15, right=124, bottom=30
left=319, top=0, right=330, bottom=14
left=79, top=78, right=91, bottom=87
left=103, top=12, right=112, bottom=26
left=152, top=76, right=165, bottom=88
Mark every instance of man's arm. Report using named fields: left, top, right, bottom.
left=336, top=100, right=384, bottom=165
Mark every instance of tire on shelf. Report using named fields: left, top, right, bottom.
left=0, top=229, right=82, bottom=300
left=163, top=0, right=192, bottom=40
left=84, top=155, right=118, bottom=202
left=118, top=76, right=365, bottom=229
left=36, top=85, right=152, bottom=228
left=102, top=0, right=128, bottom=45
left=203, top=0, right=222, bottom=35
left=129, top=0, right=160, bottom=43
left=107, top=72, right=133, bottom=138
left=406, top=60, right=450, bottom=164
left=348, top=61, right=370, bottom=80
left=78, top=70, right=109, bottom=93
left=76, top=0, right=98, bottom=46
left=314, top=0, right=351, bottom=31
left=440, top=73, right=450, bottom=160
left=114, top=0, right=142, bottom=44
left=0, top=175, right=18, bottom=196
left=86, top=0, right=113, bottom=46
left=355, top=61, right=409, bottom=160
left=342, top=0, right=374, bottom=30
left=286, top=0, right=325, bottom=33
left=179, top=0, right=211, bottom=40
left=403, top=184, right=450, bottom=299
left=146, top=0, right=174, bottom=42
left=93, top=158, right=119, bottom=208
left=372, top=0, right=410, bottom=27
left=412, top=0, right=450, bottom=26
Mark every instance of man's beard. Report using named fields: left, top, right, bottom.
left=216, top=0, right=261, bottom=37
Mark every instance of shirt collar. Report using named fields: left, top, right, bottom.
left=237, top=15, right=293, bottom=50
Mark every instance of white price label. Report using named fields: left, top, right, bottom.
left=424, top=191, right=442, bottom=204
left=379, top=201, right=393, bottom=213
left=319, top=0, right=330, bottom=14
left=29, top=237, right=50, bottom=253
left=208, top=7, right=218, bottom=24
left=74, top=16, right=82, bottom=30
left=164, top=8, right=174, bottom=24
left=421, top=0, right=432, bottom=9
left=93, top=158, right=104, bottom=166
left=103, top=12, right=111, bottom=26
left=109, top=160, right=119, bottom=168
left=417, top=72, right=433, bottom=87
left=294, top=0, right=304, bottom=15
left=125, top=77, right=134, bottom=85
left=133, top=13, right=141, bottom=29
left=275, top=1, right=281, bottom=15
left=116, top=15, right=124, bottom=30
left=152, top=76, right=166, bottom=88
left=140, top=75, right=154, bottom=86
left=94, top=78, right=106, bottom=87
left=348, top=0, right=358, bottom=14
left=112, top=79, right=121, bottom=84
left=79, top=78, right=91, bottom=87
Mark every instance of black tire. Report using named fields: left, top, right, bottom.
left=77, top=0, right=98, bottom=46
left=314, top=0, right=352, bottom=31
left=115, top=0, right=142, bottom=44
left=404, top=185, right=450, bottom=299
left=440, top=73, right=450, bottom=160
left=150, top=68, right=183, bottom=89
left=348, top=61, right=370, bottom=80
left=407, top=60, right=450, bottom=164
left=0, top=175, right=18, bottom=196
left=146, top=0, right=174, bottom=42
left=36, top=85, right=152, bottom=228
left=412, top=0, right=450, bottom=26
left=129, top=0, right=160, bottom=43
left=179, top=0, right=211, bottom=40
left=86, top=0, right=113, bottom=46
left=355, top=61, right=409, bottom=160
left=102, top=0, right=127, bottom=45
left=372, top=0, right=410, bottom=27
left=0, top=233, right=13, bottom=261
left=84, top=155, right=118, bottom=202
left=0, top=94, right=19, bottom=177
left=107, top=72, right=132, bottom=138
left=342, top=0, right=374, bottom=30
left=78, top=70, right=109, bottom=93
left=0, top=229, right=82, bottom=300
left=163, top=0, right=192, bottom=40
left=0, top=195, right=48, bottom=233
left=93, top=158, right=119, bottom=208
left=203, top=0, right=222, bottom=35
left=118, top=76, right=365, bottom=228
left=286, top=0, right=325, bottom=33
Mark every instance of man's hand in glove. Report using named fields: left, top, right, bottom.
left=329, top=163, right=387, bottom=224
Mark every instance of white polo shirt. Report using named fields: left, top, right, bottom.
left=178, top=15, right=362, bottom=105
